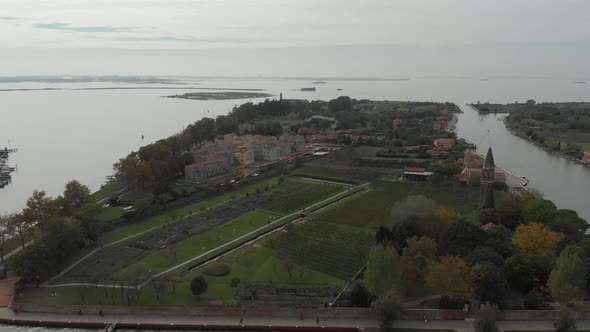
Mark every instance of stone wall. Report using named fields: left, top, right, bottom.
left=17, top=304, right=466, bottom=321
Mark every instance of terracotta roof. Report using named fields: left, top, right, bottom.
left=481, top=222, right=497, bottom=231
left=190, top=157, right=227, bottom=168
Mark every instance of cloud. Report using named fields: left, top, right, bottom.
left=34, top=22, right=135, bottom=33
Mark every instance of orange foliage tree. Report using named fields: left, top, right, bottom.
left=425, top=256, right=476, bottom=299
left=512, top=222, right=561, bottom=256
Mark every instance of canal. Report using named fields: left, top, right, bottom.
left=455, top=105, right=590, bottom=222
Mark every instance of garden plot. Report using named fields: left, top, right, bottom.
left=50, top=181, right=309, bottom=284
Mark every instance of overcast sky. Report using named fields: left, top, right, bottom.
left=1, top=0, right=589, bottom=77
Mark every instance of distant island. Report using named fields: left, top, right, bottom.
left=312, top=81, right=326, bottom=84
left=300, top=87, right=316, bottom=91
left=166, top=91, right=274, bottom=100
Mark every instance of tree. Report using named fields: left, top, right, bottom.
left=467, top=247, right=504, bottom=267
left=474, top=302, right=500, bottom=332
left=438, top=221, right=487, bottom=256
left=24, top=190, right=56, bottom=227
left=522, top=199, right=558, bottom=223
left=548, top=248, right=587, bottom=303
left=505, top=253, right=555, bottom=291
left=495, top=197, right=525, bottom=230
left=0, top=214, right=15, bottom=263
left=512, top=223, right=561, bottom=257
left=401, top=236, right=437, bottom=285
left=471, top=262, right=507, bottom=304
left=347, top=280, right=371, bottom=308
left=391, top=216, right=424, bottom=250
left=371, top=292, right=402, bottom=332
left=553, top=307, right=577, bottom=332
left=9, top=213, right=32, bottom=249
left=375, top=225, right=393, bottom=246
left=59, top=180, right=91, bottom=215
left=190, top=275, right=208, bottom=298
left=364, top=245, right=401, bottom=295
left=425, top=256, right=475, bottom=299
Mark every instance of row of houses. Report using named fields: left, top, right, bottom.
left=185, top=134, right=306, bottom=184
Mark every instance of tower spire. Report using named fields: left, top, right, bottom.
left=478, top=146, right=495, bottom=210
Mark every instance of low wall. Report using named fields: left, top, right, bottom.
left=17, top=304, right=465, bottom=321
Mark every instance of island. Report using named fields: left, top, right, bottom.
left=166, top=91, right=274, bottom=100
left=1, top=97, right=587, bottom=331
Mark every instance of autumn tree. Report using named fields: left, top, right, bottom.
left=401, top=236, right=437, bottom=285
left=425, top=256, right=475, bottom=299
left=548, top=247, right=587, bottom=303
left=365, top=245, right=401, bottom=295
left=512, top=223, right=561, bottom=257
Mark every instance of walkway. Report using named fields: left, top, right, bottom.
left=3, top=308, right=590, bottom=332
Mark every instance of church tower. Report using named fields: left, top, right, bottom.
left=478, top=147, right=495, bottom=210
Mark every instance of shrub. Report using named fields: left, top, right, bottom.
left=524, top=291, right=545, bottom=310
left=203, top=264, right=231, bottom=277
left=230, top=277, right=241, bottom=287
left=190, top=275, right=208, bottom=297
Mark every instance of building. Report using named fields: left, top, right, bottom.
left=582, top=151, right=590, bottom=164
left=479, top=147, right=496, bottom=210
left=185, top=158, right=231, bottom=183
left=433, top=138, right=456, bottom=150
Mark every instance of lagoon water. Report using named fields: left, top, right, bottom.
left=1, top=76, right=590, bottom=223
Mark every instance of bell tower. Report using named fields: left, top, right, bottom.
left=478, top=147, right=495, bottom=210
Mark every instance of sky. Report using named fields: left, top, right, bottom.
left=1, top=0, right=589, bottom=77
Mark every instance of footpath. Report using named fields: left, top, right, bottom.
left=3, top=307, right=590, bottom=331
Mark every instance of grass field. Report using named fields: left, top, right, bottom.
left=578, top=142, right=590, bottom=151
left=96, top=207, right=124, bottom=223
left=261, top=182, right=344, bottom=214
left=99, top=176, right=283, bottom=244
left=90, top=181, right=125, bottom=201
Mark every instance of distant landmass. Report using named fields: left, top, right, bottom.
left=0, top=76, right=184, bottom=84
left=167, top=91, right=273, bottom=100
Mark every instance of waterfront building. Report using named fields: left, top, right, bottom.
left=433, top=138, right=456, bottom=150
left=478, top=147, right=496, bottom=210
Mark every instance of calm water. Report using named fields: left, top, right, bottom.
left=1, top=77, right=590, bottom=222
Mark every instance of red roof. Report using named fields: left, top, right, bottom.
left=481, top=222, right=497, bottom=231
left=190, top=157, right=227, bottom=168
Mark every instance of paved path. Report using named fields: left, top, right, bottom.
left=4, top=307, right=590, bottom=331
left=4, top=239, right=34, bottom=260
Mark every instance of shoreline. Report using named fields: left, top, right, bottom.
left=504, top=122, right=581, bottom=162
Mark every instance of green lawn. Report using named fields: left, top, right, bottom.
left=578, top=142, right=590, bottom=151
left=261, top=182, right=344, bottom=214
left=96, top=207, right=124, bottom=224
left=99, top=176, right=283, bottom=244
left=90, top=181, right=125, bottom=201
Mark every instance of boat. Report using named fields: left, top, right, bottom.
left=300, top=87, right=316, bottom=92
